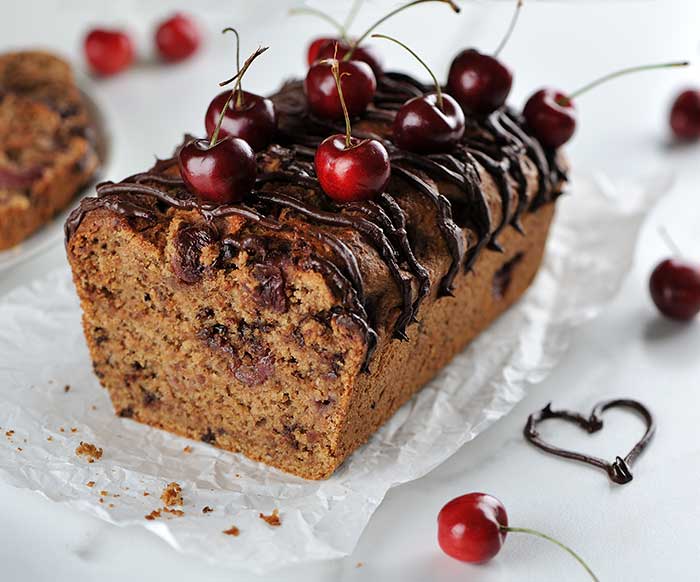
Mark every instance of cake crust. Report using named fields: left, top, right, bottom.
left=66, top=72, right=566, bottom=479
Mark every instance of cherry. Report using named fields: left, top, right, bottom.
left=437, top=493, right=599, bottom=581
left=155, top=13, right=201, bottom=63
left=447, top=50, right=513, bottom=115
left=314, top=58, right=390, bottom=202
left=650, top=259, right=700, bottom=320
left=670, top=89, right=700, bottom=141
left=84, top=29, right=134, bottom=76
left=178, top=137, right=255, bottom=204
left=178, top=47, right=268, bottom=203
left=524, top=61, right=689, bottom=149
left=373, top=34, right=464, bottom=153
left=205, top=90, right=276, bottom=151
left=308, top=37, right=337, bottom=66
left=649, top=230, right=700, bottom=320
left=305, top=57, right=376, bottom=119
left=523, top=88, right=576, bottom=149
left=204, top=29, right=276, bottom=151
left=446, top=0, right=522, bottom=114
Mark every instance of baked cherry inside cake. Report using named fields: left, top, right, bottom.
left=66, top=72, right=566, bottom=479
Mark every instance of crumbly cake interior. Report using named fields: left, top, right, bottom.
left=66, top=72, right=567, bottom=479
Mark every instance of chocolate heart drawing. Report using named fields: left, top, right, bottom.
left=524, top=399, right=656, bottom=485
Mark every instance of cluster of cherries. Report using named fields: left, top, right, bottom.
left=84, top=12, right=200, bottom=76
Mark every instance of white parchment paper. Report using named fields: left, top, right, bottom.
left=0, top=174, right=667, bottom=573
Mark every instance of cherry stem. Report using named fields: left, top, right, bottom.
left=500, top=526, right=599, bottom=582
left=330, top=49, right=353, bottom=149
left=658, top=226, right=683, bottom=258
left=371, top=33, right=443, bottom=110
left=211, top=46, right=269, bottom=147
left=493, top=0, right=523, bottom=58
left=566, top=61, right=689, bottom=102
left=289, top=7, right=347, bottom=40
left=344, top=0, right=460, bottom=62
left=342, top=0, right=365, bottom=35
left=222, top=28, right=243, bottom=108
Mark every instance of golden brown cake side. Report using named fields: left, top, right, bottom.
left=0, top=51, right=100, bottom=250
left=66, top=72, right=567, bottom=479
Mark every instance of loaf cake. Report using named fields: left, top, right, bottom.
left=0, top=51, right=101, bottom=250
left=66, top=72, right=567, bottom=479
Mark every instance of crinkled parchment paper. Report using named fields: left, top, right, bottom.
left=0, top=174, right=668, bottom=573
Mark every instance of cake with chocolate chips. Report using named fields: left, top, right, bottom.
left=0, top=51, right=101, bottom=250
left=66, top=72, right=566, bottom=479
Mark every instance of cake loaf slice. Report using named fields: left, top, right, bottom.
left=0, top=51, right=100, bottom=250
left=66, top=72, right=566, bottom=479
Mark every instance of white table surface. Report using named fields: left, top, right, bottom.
left=2, top=1, right=700, bottom=580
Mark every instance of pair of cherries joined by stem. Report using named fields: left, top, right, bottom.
left=178, top=45, right=271, bottom=204
left=85, top=13, right=200, bottom=76
left=438, top=493, right=599, bottom=581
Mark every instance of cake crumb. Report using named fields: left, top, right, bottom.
left=86, top=481, right=95, bottom=488
left=75, top=441, right=103, bottom=463
left=202, top=506, right=214, bottom=514
left=16, top=447, right=22, bottom=452
left=64, top=385, right=71, bottom=393
left=59, top=427, right=65, bottom=433
left=5, top=430, right=14, bottom=438
left=98, top=498, right=104, bottom=504
left=99, top=490, right=109, bottom=497
left=259, top=509, right=281, bottom=527
left=108, top=503, right=115, bottom=509
left=71, top=428, right=78, bottom=433
left=145, top=509, right=161, bottom=521
left=356, top=562, right=364, bottom=568
left=183, top=445, right=192, bottom=453
left=223, top=525, right=240, bottom=536
left=47, top=436, right=53, bottom=442
left=160, top=482, right=183, bottom=507
left=163, top=507, right=184, bottom=517
left=143, top=491, right=150, bottom=497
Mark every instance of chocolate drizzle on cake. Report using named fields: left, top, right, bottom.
left=65, top=71, right=566, bottom=369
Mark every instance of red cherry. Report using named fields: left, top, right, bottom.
left=178, top=137, right=256, bottom=204
left=394, top=93, right=465, bottom=153
left=304, top=59, right=376, bottom=119
left=155, top=13, right=201, bottom=63
left=438, top=492, right=508, bottom=563
left=447, top=49, right=513, bottom=115
left=315, top=135, right=390, bottom=202
left=523, top=88, right=576, bottom=149
left=650, top=258, right=700, bottom=320
left=670, top=89, right=700, bottom=141
left=314, top=39, right=384, bottom=76
left=307, top=37, right=337, bottom=66
left=205, top=90, right=277, bottom=151
left=84, top=29, right=135, bottom=76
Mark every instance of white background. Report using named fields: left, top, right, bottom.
left=1, top=1, right=700, bottom=580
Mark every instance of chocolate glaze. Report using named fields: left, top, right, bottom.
left=65, top=71, right=566, bottom=368
left=524, top=399, right=656, bottom=485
